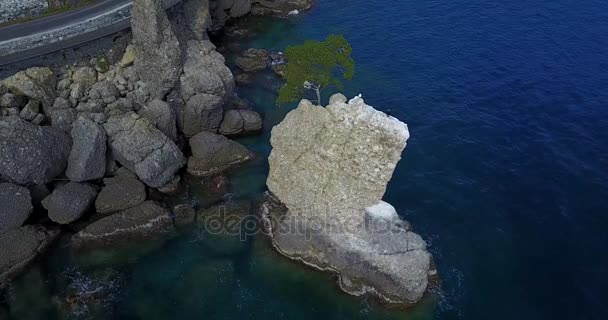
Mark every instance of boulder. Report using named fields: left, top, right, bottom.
left=94, top=175, right=146, bottom=214
left=179, top=40, right=234, bottom=102
left=0, top=183, right=33, bottom=233
left=3, top=68, right=56, bottom=112
left=50, top=108, right=78, bottom=132
left=187, top=131, right=252, bottom=176
left=104, top=112, right=186, bottom=188
left=0, top=93, right=25, bottom=109
left=19, top=100, right=41, bottom=122
left=183, top=93, right=224, bottom=136
left=235, top=48, right=269, bottom=72
left=219, top=109, right=262, bottom=136
left=138, top=99, right=178, bottom=142
left=42, top=183, right=98, bottom=224
left=262, top=95, right=434, bottom=306
left=229, top=0, right=251, bottom=17
left=71, top=67, right=97, bottom=91
left=66, top=117, right=107, bottom=182
left=88, top=80, right=120, bottom=104
left=0, top=116, right=71, bottom=185
left=132, top=0, right=182, bottom=98
left=119, top=45, right=136, bottom=67
left=180, top=0, right=212, bottom=40
left=0, top=226, right=59, bottom=283
left=72, top=201, right=174, bottom=248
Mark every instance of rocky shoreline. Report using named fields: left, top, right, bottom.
left=0, top=0, right=312, bottom=284
left=0, top=0, right=437, bottom=309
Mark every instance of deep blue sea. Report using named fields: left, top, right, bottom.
left=3, top=0, right=608, bottom=319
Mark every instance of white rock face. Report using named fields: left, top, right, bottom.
left=267, top=94, right=410, bottom=221
left=263, top=94, right=435, bottom=305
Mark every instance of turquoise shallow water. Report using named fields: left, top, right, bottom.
left=3, top=0, right=608, bottom=319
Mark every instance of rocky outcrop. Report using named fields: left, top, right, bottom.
left=0, top=183, right=33, bottom=233
left=72, top=201, right=174, bottom=248
left=262, top=94, right=435, bottom=306
left=209, top=0, right=252, bottom=30
left=66, top=117, right=107, bottom=182
left=94, top=174, right=147, bottom=214
left=0, top=116, right=71, bottom=185
left=219, top=109, right=263, bottom=136
left=235, top=48, right=269, bottom=72
left=104, top=112, right=186, bottom=188
left=42, top=182, right=98, bottom=224
left=187, top=131, right=252, bottom=176
left=179, top=40, right=234, bottom=136
left=0, top=225, right=59, bottom=283
left=132, top=0, right=182, bottom=99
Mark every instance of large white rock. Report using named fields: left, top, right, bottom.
left=263, top=94, right=435, bottom=306
left=267, top=95, right=410, bottom=220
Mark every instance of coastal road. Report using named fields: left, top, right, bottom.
left=0, top=0, right=180, bottom=66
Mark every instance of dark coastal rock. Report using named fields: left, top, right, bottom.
left=0, top=116, right=71, bottom=185
left=104, top=112, right=186, bottom=188
left=138, top=99, right=178, bottom=142
left=66, top=117, right=107, bottom=182
left=50, top=108, right=78, bottom=132
left=0, top=93, right=26, bottom=109
left=178, top=0, right=212, bottom=40
left=0, top=226, right=59, bottom=283
left=219, top=109, right=263, bottom=136
left=179, top=40, right=234, bottom=102
left=94, top=175, right=146, bottom=214
left=72, top=201, right=174, bottom=248
left=172, top=203, right=196, bottom=229
left=132, top=0, right=182, bottom=98
left=42, top=183, right=97, bottom=224
left=235, top=48, right=269, bottom=72
left=19, top=100, right=41, bottom=122
left=251, top=0, right=312, bottom=16
left=0, top=183, right=33, bottom=233
left=187, top=131, right=252, bottom=176
left=183, top=93, right=224, bottom=136
left=3, top=67, right=56, bottom=112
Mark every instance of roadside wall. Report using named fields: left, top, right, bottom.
left=0, top=0, right=49, bottom=23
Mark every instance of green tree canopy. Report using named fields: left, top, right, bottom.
left=276, top=34, right=355, bottom=106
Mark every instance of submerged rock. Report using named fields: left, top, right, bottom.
left=0, top=226, right=59, bottom=283
left=262, top=94, right=435, bottom=306
left=0, top=183, right=33, bottom=233
left=72, top=201, right=174, bottom=248
left=187, top=131, right=252, bottom=176
left=235, top=48, right=269, bottom=72
left=0, top=116, right=71, bottom=185
left=42, top=182, right=98, bottom=224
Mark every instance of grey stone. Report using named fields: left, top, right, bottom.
left=50, top=108, right=77, bottom=132
left=19, top=100, right=40, bottom=122
left=0, top=93, right=25, bottom=109
left=88, top=80, right=119, bottom=104
left=41, top=182, right=97, bottom=224
left=0, top=226, right=59, bottom=283
left=66, top=117, right=107, bottom=182
left=3, top=68, right=56, bottom=112
left=187, top=131, right=252, bottom=176
left=183, top=93, right=224, bottom=136
left=219, top=109, right=262, bottom=136
left=71, top=67, right=97, bottom=91
left=0, top=116, right=71, bottom=185
left=104, top=112, right=186, bottom=187
left=132, top=0, right=182, bottom=98
left=52, top=97, right=71, bottom=110
left=0, top=183, right=33, bottom=233
left=138, top=99, right=177, bottom=142
left=229, top=0, right=251, bottom=17
left=94, top=175, right=146, bottom=214
left=180, top=0, right=212, bottom=40
left=72, top=201, right=173, bottom=248
left=179, top=40, right=234, bottom=102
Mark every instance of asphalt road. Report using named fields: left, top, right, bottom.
left=0, top=0, right=131, bottom=42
